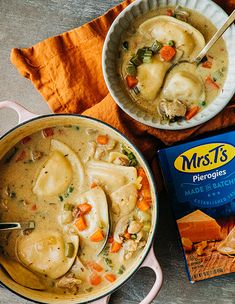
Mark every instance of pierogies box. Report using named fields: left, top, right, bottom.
left=158, top=130, right=235, bottom=283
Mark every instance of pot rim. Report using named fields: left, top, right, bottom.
left=0, top=113, right=159, bottom=304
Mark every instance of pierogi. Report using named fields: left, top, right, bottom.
left=118, top=6, right=228, bottom=122
left=0, top=124, right=153, bottom=296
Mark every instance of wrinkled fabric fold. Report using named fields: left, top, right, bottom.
left=11, top=0, right=235, bottom=160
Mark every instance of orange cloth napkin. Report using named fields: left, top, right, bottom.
left=11, top=0, right=235, bottom=162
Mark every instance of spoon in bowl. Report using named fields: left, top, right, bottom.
left=0, top=221, right=35, bottom=231
left=169, top=9, right=235, bottom=71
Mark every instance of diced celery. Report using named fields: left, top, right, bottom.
left=151, top=40, right=163, bottom=53
left=65, top=242, right=75, bottom=258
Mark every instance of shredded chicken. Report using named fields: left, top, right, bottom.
left=56, top=275, right=82, bottom=294
left=84, top=141, right=97, bottom=162
left=86, top=128, right=98, bottom=135
left=123, top=240, right=138, bottom=252
left=160, top=99, right=187, bottom=119
left=94, top=147, right=106, bottom=160
left=127, top=221, right=142, bottom=234
left=31, top=151, right=43, bottom=161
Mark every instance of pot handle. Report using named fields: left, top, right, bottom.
left=0, top=100, right=38, bottom=124
left=92, top=245, right=163, bottom=304
left=139, top=245, right=163, bottom=304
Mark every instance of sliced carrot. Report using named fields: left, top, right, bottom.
left=21, top=136, right=31, bottom=144
left=90, top=229, right=104, bottom=242
left=139, top=189, right=151, bottom=200
left=126, top=75, right=138, bottom=89
left=108, top=236, right=114, bottom=244
left=185, top=106, right=200, bottom=121
left=110, top=241, right=122, bottom=253
left=166, top=9, right=174, bottom=16
left=15, top=150, right=26, bottom=162
left=205, top=76, right=220, bottom=89
left=105, top=273, right=116, bottom=283
left=87, top=261, right=103, bottom=272
left=91, top=182, right=98, bottom=189
left=97, top=134, right=109, bottom=145
left=160, top=45, right=176, bottom=62
left=90, top=272, right=102, bottom=286
left=137, top=167, right=149, bottom=189
left=78, top=203, right=92, bottom=214
left=75, top=216, right=87, bottom=231
left=124, top=232, right=131, bottom=240
left=137, top=199, right=151, bottom=212
left=201, top=61, right=212, bottom=69
left=42, top=127, right=54, bottom=137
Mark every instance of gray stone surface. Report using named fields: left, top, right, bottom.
left=0, top=1, right=234, bottom=303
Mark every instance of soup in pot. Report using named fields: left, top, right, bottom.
left=0, top=123, right=153, bottom=295
left=118, top=6, right=228, bottom=123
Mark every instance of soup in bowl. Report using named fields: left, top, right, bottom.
left=103, top=0, right=235, bottom=129
left=0, top=103, right=161, bottom=304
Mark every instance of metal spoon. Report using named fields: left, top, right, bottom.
left=0, top=221, right=35, bottom=231
left=169, top=9, right=235, bottom=71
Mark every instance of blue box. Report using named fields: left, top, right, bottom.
left=158, top=130, right=235, bottom=282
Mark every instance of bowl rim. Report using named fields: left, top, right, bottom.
left=0, top=113, right=159, bottom=304
left=102, top=0, right=235, bottom=130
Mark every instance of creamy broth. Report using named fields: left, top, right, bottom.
left=118, top=6, right=228, bottom=122
left=0, top=124, right=152, bottom=295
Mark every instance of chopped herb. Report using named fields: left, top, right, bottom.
left=122, top=145, right=138, bottom=167
left=200, top=101, right=207, bottom=107
left=118, top=265, right=126, bottom=274
left=132, top=86, right=140, bottom=95
left=4, top=147, right=18, bottom=164
left=167, top=40, right=175, bottom=47
left=64, top=203, right=74, bottom=211
left=126, top=63, right=137, bottom=76
left=122, top=41, right=129, bottom=50
left=104, top=257, right=113, bottom=268
left=137, top=48, right=146, bottom=59
left=64, top=154, right=69, bottom=157
left=86, top=287, right=93, bottom=292
left=150, top=40, right=163, bottom=53
left=102, top=246, right=109, bottom=257
left=75, top=126, right=80, bottom=130
left=59, top=196, right=64, bottom=202
left=68, top=186, right=74, bottom=193
left=142, top=50, right=153, bottom=64
left=64, top=192, right=69, bottom=198
left=131, top=234, right=137, bottom=240
left=130, top=55, right=142, bottom=66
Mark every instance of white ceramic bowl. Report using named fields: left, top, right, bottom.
left=102, top=0, right=235, bottom=130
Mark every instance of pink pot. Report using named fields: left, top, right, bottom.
left=0, top=100, right=163, bottom=304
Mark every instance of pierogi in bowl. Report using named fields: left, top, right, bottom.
left=110, top=4, right=232, bottom=127
left=0, top=117, right=156, bottom=303
left=119, top=6, right=228, bottom=122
